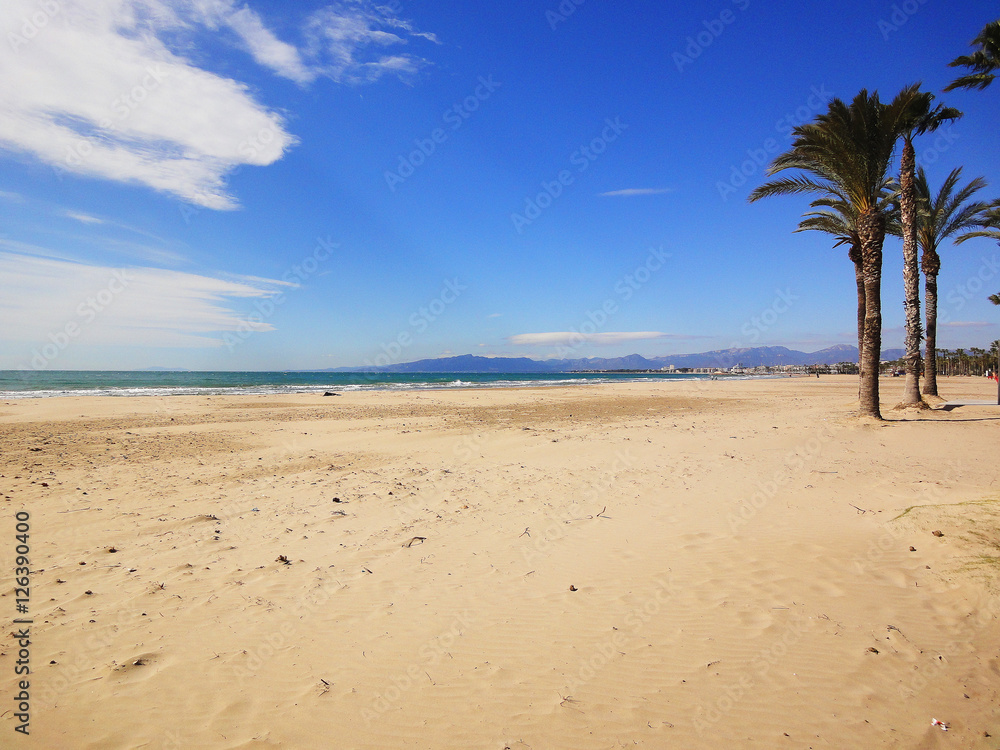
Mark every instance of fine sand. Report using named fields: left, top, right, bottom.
left=2, top=375, right=999, bottom=749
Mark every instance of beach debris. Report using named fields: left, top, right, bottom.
left=867, top=647, right=879, bottom=654
left=932, top=530, right=944, bottom=537
left=276, top=555, right=291, bottom=565
left=107, top=547, right=118, bottom=553
left=323, top=391, right=341, bottom=396
left=931, top=718, right=948, bottom=731
left=403, top=536, right=426, bottom=548
left=331, top=497, right=348, bottom=503
left=569, top=585, right=577, bottom=591
left=85, top=590, right=93, bottom=595
left=519, top=528, right=530, bottom=537
left=909, top=546, right=916, bottom=551
left=332, top=510, right=347, bottom=516
left=559, top=695, right=582, bottom=711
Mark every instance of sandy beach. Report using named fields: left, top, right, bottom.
left=2, top=375, right=999, bottom=749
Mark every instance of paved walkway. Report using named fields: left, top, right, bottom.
left=940, top=399, right=1000, bottom=410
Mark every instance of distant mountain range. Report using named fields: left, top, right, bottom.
left=324, top=345, right=905, bottom=373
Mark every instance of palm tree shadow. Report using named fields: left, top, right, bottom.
left=937, top=403, right=1000, bottom=413
left=885, top=407, right=1000, bottom=422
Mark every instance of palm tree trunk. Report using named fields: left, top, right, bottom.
left=850, top=244, right=865, bottom=400
left=858, top=210, right=885, bottom=419
left=921, top=249, right=941, bottom=397
left=899, top=138, right=923, bottom=405
left=922, top=273, right=939, bottom=396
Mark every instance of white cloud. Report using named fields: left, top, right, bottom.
left=62, top=210, right=106, bottom=225
left=186, top=0, right=314, bottom=83
left=0, top=251, right=291, bottom=349
left=305, top=1, right=438, bottom=84
left=508, top=332, right=674, bottom=346
left=0, top=0, right=295, bottom=209
left=941, top=321, right=989, bottom=328
left=0, top=190, right=25, bottom=202
left=0, top=1, right=436, bottom=208
left=599, top=188, right=672, bottom=197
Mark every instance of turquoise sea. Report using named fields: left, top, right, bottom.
left=0, top=370, right=719, bottom=399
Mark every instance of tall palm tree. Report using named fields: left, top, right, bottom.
left=890, top=85, right=961, bottom=406
left=990, top=294, right=1000, bottom=305
left=796, top=185, right=898, bottom=393
left=945, top=20, right=1000, bottom=92
left=913, top=167, right=990, bottom=397
left=749, top=90, right=906, bottom=419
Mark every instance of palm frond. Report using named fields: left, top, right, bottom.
left=945, top=20, right=1000, bottom=92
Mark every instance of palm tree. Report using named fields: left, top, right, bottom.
left=890, top=85, right=961, bottom=406
left=990, top=293, right=1000, bottom=305
left=796, top=185, right=898, bottom=393
left=749, top=90, right=906, bottom=419
left=913, top=167, right=990, bottom=397
left=945, top=20, right=1000, bottom=92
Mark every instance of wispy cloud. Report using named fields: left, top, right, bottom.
left=0, top=251, right=291, bottom=348
left=0, top=0, right=436, bottom=209
left=188, top=0, right=315, bottom=84
left=0, top=190, right=25, bottom=202
left=305, top=1, right=439, bottom=84
left=487, top=312, right=502, bottom=319
left=941, top=321, right=990, bottom=328
left=599, top=188, right=672, bottom=197
left=508, top=331, right=678, bottom=346
left=62, top=210, right=106, bottom=225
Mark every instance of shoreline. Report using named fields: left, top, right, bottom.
left=0, top=370, right=993, bottom=401
left=2, top=376, right=998, bottom=748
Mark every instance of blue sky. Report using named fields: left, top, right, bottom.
left=1, top=0, right=999, bottom=370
